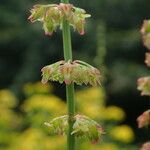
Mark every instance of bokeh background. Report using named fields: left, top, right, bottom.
left=0, top=0, right=150, bottom=149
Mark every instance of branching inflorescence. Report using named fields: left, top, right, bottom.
left=28, top=2, right=103, bottom=150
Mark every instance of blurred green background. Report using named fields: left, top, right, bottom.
left=0, top=0, right=150, bottom=149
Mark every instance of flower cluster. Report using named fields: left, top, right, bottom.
left=137, top=76, right=150, bottom=95
left=45, top=114, right=104, bottom=143
left=28, top=3, right=91, bottom=35
left=72, top=114, right=104, bottom=143
left=44, top=115, right=68, bottom=135
left=141, top=141, right=150, bottom=150
left=137, top=110, right=150, bottom=128
left=41, top=60, right=101, bottom=86
left=141, top=20, right=150, bottom=49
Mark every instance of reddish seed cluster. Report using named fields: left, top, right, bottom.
left=28, top=3, right=91, bottom=35
left=137, top=110, right=150, bottom=128
left=41, top=60, right=101, bottom=86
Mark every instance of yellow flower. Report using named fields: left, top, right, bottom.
left=10, top=128, right=66, bottom=150
left=103, top=106, right=126, bottom=121
left=110, top=125, right=134, bottom=143
left=80, top=103, right=105, bottom=119
left=81, top=142, right=118, bottom=150
left=23, top=82, right=53, bottom=96
left=76, top=87, right=105, bottom=105
left=22, top=95, right=66, bottom=115
left=0, top=108, right=21, bottom=128
left=0, top=89, right=17, bottom=108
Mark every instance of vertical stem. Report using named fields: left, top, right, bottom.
left=61, top=0, right=75, bottom=150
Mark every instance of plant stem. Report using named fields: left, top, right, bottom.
left=61, top=0, right=75, bottom=150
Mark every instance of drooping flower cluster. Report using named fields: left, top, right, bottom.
left=137, top=110, right=150, bottom=128
left=45, top=114, right=104, bottom=143
left=141, top=20, right=150, bottom=49
left=41, top=60, right=101, bottom=86
left=28, top=3, right=91, bottom=35
left=137, top=76, right=150, bottom=95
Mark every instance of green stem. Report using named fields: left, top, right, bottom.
left=61, top=0, right=75, bottom=150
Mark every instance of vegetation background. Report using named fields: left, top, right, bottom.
left=0, top=0, right=150, bottom=149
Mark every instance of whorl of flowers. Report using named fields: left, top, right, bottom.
left=141, top=20, right=150, bottom=49
left=137, top=76, right=150, bottom=95
left=28, top=3, right=91, bottom=35
left=45, top=114, right=104, bottom=143
left=41, top=60, right=101, bottom=86
left=137, top=110, right=150, bottom=128
left=141, top=141, right=150, bottom=150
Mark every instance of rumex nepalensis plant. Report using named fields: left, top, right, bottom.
left=28, top=1, right=103, bottom=150
left=137, top=20, right=150, bottom=150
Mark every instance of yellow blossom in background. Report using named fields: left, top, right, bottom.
left=0, top=89, right=17, bottom=108
left=98, top=143, right=119, bottom=150
left=0, top=108, right=21, bottom=129
left=76, top=87, right=106, bottom=120
left=9, top=128, right=66, bottom=150
left=110, top=125, right=134, bottom=143
left=81, top=142, right=119, bottom=150
left=23, top=82, right=53, bottom=96
left=79, top=103, right=105, bottom=119
left=22, top=95, right=66, bottom=116
left=76, top=87, right=105, bottom=105
left=102, top=106, right=126, bottom=121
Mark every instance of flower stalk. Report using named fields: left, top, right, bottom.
left=61, top=0, right=75, bottom=149
left=28, top=1, right=102, bottom=150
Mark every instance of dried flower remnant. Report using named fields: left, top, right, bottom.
left=28, top=3, right=91, bottom=35
left=141, top=142, right=150, bottom=150
left=137, top=76, right=150, bottom=95
left=137, top=110, right=150, bottom=128
left=72, top=114, right=104, bottom=143
left=141, top=20, right=150, bottom=49
left=41, top=60, right=101, bottom=86
left=145, top=53, right=150, bottom=67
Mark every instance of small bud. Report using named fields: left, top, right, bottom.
left=141, top=20, right=150, bottom=49
left=145, top=53, right=150, bottom=67
left=137, top=76, right=150, bottom=96
left=137, top=110, right=150, bottom=128
left=141, top=142, right=150, bottom=150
